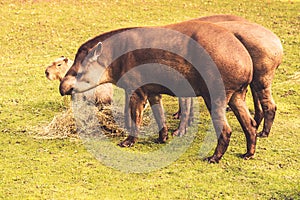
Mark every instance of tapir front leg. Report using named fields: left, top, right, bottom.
left=172, top=97, right=192, bottom=137
left=124, top=91, right=132, bottom=131
left=119, top=90, right=147, bottom=147
left=148, top=94, right=169, bottom=143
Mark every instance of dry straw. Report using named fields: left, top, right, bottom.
left=35, top=105, right=126, bottom=140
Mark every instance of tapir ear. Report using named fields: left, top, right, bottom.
left=93, top=42, right=103, bottom=57
left=89, top=42, right=103, bottom=62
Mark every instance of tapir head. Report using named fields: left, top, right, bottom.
left=59, top=42, right=108, bottom=96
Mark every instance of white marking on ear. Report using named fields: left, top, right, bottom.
left=96, top=42, right=103, bottom=54
left=83, top=42, right=104, bottom=65
left=92, top=42, right=103, bottom=59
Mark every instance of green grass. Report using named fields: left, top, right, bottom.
left=0, top=0, right=299, bottom=199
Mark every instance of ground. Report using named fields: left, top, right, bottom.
left=0, top=0, right=299, bottom=199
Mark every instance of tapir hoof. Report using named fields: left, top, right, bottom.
left=172, top=129, right=185, bottom=137
left=205, top=155, right=220, bottom=164
left=156, top=134, right=168, bottom=144
left=188, top=117, right=194, bottom=126
left=156, top=128, right=169, bottom=143
left=172, top=111, right=180, bottom=119
left=226, top=106, right=232, bottom=112
left=118, top=136, right=137, bottom=147
left=241, top=152, right=255, bottom=160
left=155, top=138, right=166, bottom=144
left=258, top=131, right=269, bottom=138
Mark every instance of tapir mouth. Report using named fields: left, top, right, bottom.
left=59, top=77, right=75, bottom=96
left=72, top=81, right=99, bottom=93
left=60, top=77, right=100, bottom=96
left=59, top=85, right=73, bottom=96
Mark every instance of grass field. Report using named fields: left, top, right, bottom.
left=0, top=0, right=299, bottom=199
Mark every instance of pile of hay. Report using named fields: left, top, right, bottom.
left=36, top=105, right=127, bottom=139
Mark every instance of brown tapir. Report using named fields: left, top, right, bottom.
left=45, top=56, right=113, bottom=106
left=215, top=21, right=283, bottom=138
left=59, top=20, right=257, bottom=163
left=174, top=15, right=283, bottom=138
left=194, top=14, right=249, bottom=23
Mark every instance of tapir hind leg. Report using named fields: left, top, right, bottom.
left=228, top=89, right=257, bottom=159
left=173, top=98, right=194, bottom=124
left=172, top=97, right=192, bottom=137
left=172, top=101, right=181, bottom=119
left=203, top=94, right=232, bottom=163
left=252, top=68, right=278, bottom=138
left=251, top=84, right=263, bottom=129
left=256, top=87, right=277, bottom=138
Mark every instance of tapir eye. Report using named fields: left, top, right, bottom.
left=76, top=72, right=83, bottom=79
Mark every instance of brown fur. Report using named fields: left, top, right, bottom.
left=45, top=56, right=72, bottom=81
left=175, top=15, right=283, bottom=138
left=45, top=56, right=113, bottom=105
left=60, top=20, right=257, bottom=163
left=194, top=14, right=248, bottom=23
left=216, top=21, right=283, bottom=137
